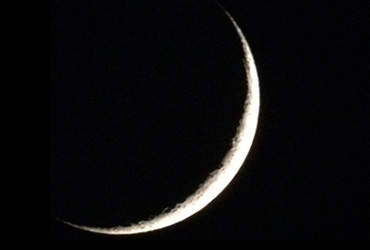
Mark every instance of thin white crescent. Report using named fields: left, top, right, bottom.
left=60, top=8, right=260, bottom=235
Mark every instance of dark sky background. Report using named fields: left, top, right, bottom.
left=50, top=0, right=369, bottom=239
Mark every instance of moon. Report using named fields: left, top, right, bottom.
left=59, top=7, right=260, bottom=235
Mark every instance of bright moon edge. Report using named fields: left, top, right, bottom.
left=59, top=10, right=260, bottom=235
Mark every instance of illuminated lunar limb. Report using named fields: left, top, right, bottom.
left=60, top=5, right=260, bottom=235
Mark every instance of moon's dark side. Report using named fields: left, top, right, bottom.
left=51, top=0, right=247, bottom=227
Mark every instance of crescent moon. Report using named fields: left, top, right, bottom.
left=60, top=7, right=260, bottom=235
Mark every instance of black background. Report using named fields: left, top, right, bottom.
left=50, top=0, right=369, bottom=239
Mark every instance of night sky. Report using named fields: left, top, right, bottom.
left=50, top=0, right=369, bottom=239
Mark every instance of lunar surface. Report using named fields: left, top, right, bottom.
left=58, top=5, right=260, bottom=235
